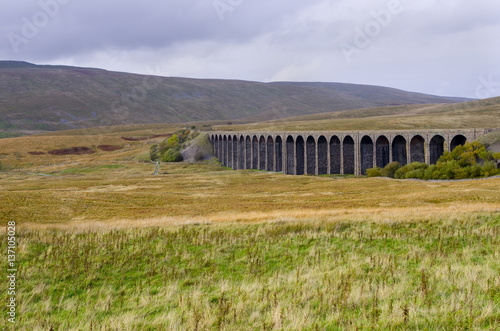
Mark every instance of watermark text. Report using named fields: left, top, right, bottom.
left=6, top=221, right=17, bottom=324
left=340, top=0, right=403, bottom=63
left=7, top=0, right=73, bottom=53
left=213, top=0, right=243, bottom=21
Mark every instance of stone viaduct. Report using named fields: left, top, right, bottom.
left=209, top=129, right=496, bottom=175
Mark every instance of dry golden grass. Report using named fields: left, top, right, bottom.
left=1, top=167, right=499, bottom=228
left=215, top=98, right=500, bottom=131
left=1, top=123, right=499, bottom=230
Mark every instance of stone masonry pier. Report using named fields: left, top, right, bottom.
left=209, top=129, right=497, bottom=175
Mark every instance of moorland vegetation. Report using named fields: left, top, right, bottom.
left=367, top=142, right=500, bottom=180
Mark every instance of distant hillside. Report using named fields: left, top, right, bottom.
left=0, top=61, right=472, bottom=135
left=216, top=97, right=500, bottom=131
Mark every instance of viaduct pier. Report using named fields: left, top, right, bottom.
left=209, top=129, right=496, bottom=175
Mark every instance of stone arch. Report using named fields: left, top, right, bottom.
left=286, top=136, right=295, bottom=174
left=259, top=136, right=266, bottom=170
left=238, top=136, right=245, bottom=170
left=376, top=136, right=390, bottom=168
left=360, top=136, right=374, bottom=175
left=430, top=135, right=445, bottom=164
left=232, top=135, right=238, bottom=169
left=330, top=136, right=341, bottom=174
left=306, top=136, right=316, bottom=175
left=318, top=136, right=328, bottom=175
left=227, top=136, right=233, bottom=168
left=343, top=136, right=355, bottom=174
left=267, top=136, right=274, bottom=171
left=410, top=135, right=425, bottom=163
left=392, top=135, right=407, bottom=166
left=245, top=136, right=251, bottom=169
left=252, top=136, right=259, bottom=169
left=450, top=135, right=467, bottom=151
left=275, top=136, right=283, bottom=172
left=296, top=136, right=305, bottom=175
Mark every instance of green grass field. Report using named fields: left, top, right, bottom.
left=1, top=124, right=499, bottom=330
left=2, top=215, right=499, bottom=330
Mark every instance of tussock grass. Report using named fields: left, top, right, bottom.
left=2, top=214, right=498, bottom=330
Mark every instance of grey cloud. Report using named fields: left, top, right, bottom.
left=1, top=0, right=315, bottom=60
left=1, top=0, right=499, bottom=98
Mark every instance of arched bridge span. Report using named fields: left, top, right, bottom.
left=210, top=129, right=494, bottom=175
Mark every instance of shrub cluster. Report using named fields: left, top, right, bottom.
left=150, top=128, right=200, bottom=162
left=367, top=141, right=500, bottom=180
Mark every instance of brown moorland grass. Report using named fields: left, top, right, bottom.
left=1, top=168, right=499, bottom=226
left=0, top=124, right=499, bottom=227
left=215, top=98, right=500, bottom=131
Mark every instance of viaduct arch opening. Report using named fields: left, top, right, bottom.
left=343, top=136, right=355, bottom=174
left=296, top=136, right=305, bottom=175
left=306, top=136, right=316, bottom=175
left=245, top=136, right=251, bottom=169
left=376, top=136, right=390, bottom=168
left=232, top=135, right=238, bottom=169
left=259, top=136, right=266, bottom=170
left=392, top=135, right=407, bottom=166
left=252, top=136, right=258, bottom=169
left=286, top=136, right=294, bottom=174
left=267, top=136, right=274, bottom=171
left=430, top=135, right=445, bottom=164
left=238, top=136, right=245, bottom=169
left=450, top=135, right=467, bottom=150
left=318, top=136, right=328, bottom=175
left=275, top=136, right=283, bottom=172
left=227, top=136, right=233, bottom=168
left=330, top=136, right=341, bottom=174
left=360, top=136, right=374, bottom=175
left=410, top=135, right=425, bottom=163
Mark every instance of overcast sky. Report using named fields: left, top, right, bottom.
left=1, top=0, right=499, bottom=98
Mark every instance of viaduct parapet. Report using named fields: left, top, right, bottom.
left=209, top=129, right=497, bottom=175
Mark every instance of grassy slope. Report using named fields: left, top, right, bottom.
left=215, top=97, right=500, bottom=131
left=2, top=216, right=498, bottom=330
left=0, top=61, right=471, bottom=134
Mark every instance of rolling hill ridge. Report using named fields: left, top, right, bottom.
left=0, top=61, right=472, bottom=135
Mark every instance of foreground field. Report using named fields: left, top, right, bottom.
left=1, top=127, right=499, bottom=329
left=2, top=215, right=499, bottom=330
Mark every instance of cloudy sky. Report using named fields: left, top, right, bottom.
left=1, top=0, right=499, bottom=98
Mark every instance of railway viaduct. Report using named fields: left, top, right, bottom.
left=209, top=129, right=497, bottom=175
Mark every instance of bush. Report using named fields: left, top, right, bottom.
left=162, top=148, right=183, bottom=162
left=150, top=128, right=202, bottom=163
left=394, top=162, right=428, bottom=179
left=366, top=167, right=382, bottom=177
left=367, top=141, right=499, bottom=180
left=380, top=162, right=401, bottom=178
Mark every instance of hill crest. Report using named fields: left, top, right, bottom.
left=0, top=61, right=473, bottom=136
